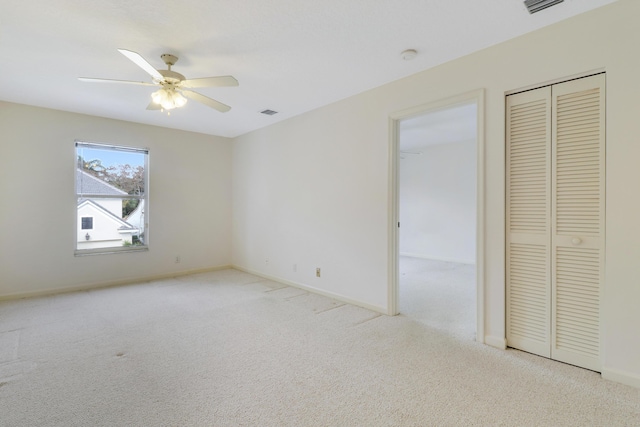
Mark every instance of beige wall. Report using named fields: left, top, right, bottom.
left=399, top=139, right=476, bottom=264
left=232, top=0, right=640, bottom=387
left=0, top=102, right=233, bottom=297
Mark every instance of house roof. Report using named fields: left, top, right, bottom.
left=77, top=199, right=137, bottom=231
left=76, top=169, right=127, bottom=196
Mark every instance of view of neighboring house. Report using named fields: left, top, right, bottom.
left=76, top=169, right=139, bottom=249
left=124, top=199, right=145, bottom=233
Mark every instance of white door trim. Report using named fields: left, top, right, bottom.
left=388, top=89, right=486, bottom=344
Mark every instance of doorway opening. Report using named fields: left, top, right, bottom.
left=389, top=90, right=485, bottom=343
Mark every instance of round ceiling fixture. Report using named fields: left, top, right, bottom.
left=401, top=49, right=417, bottom=61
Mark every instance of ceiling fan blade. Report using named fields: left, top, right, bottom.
left=182, top=90, right=231, bottom=113
left=181, top=76, right=239, bottom=89
left=78, top=77, right=156, bottom=86
left=146, top=101, right=161, bottom=110
left=117, top=48, right=163, bottom=80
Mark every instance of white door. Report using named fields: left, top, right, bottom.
left=506, top=86, right=552, bottom=358
left=506, top=74, right=605, bottom=371
left=551, top=74, right=605, bottom=371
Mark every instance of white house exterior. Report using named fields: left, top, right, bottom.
left=76, top=169, right=138, bottom=249
left=124, top=199, right=145, bottom=243
left=124, top=199, right=145, bottom=240
left=77, top=200, right=138, bottom=249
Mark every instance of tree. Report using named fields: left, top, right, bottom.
left=105, top=164, right=145, bottom=196
left=78, top=156, right=112, bottom=179
left=104, top=164, right=145, bottom=217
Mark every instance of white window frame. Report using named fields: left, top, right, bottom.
left=75, top=141, right=149, bottom=256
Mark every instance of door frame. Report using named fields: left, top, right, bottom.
left=388, top=89, right=486, bottom=344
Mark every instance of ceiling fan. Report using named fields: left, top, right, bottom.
left=79, top=49, right=238, bottom=113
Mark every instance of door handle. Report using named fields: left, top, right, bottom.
left=571, top=237, right=582, bottom=245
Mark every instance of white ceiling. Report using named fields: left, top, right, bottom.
left=1, top=0, right=617, bottom=138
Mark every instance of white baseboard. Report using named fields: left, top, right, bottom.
left=485, top=335, right=507, bottom=350
left=602, top=367, right=640, bottom=389
left=400, top=252, right=475, bottom=265
left=232, top=265, right=388, bottom=315
left=0, top=265, right=233, bottom=301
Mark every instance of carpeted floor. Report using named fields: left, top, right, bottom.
left=0, top=268, right=638, bottom=426
left=399, top=256, right=476, bottom=340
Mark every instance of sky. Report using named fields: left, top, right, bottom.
left=78, top=147, right=144, bottom=168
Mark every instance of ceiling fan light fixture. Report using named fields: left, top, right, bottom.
left=151, top=89, right=164, bottom=105
left=172, top=91, right=188, bottom=108
left=151, top=88, right=187, bottom=110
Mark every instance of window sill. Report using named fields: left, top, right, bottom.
left=74, top=246, right=149, bottom=257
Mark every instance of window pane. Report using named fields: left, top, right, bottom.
left=77, top=197, right=145, bottom=250
left=76, top=146, right=145, bottom=197
left=81, top=217, right=93, bottom=230
left=76, top=142, right=148, bottom=253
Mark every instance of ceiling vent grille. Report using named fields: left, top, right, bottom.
left=260, top=109, right=278, bottom=115
left=524, top=0, right=563, bottom=14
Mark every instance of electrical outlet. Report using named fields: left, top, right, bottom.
left=265, top=258, right=269, bottom=266
left=293, top=263, right=297, bottom=272
left=175, top=255, right=181, bottom=263
left=316, top=267, right=321, bottom=278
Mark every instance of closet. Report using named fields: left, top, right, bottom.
left=506, top=73, right=605, bottom=371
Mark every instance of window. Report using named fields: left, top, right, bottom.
left=75, top=141, right=148, bottom=255
left=81, top=217, right=93, bottom=230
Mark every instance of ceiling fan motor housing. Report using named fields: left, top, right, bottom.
left=160, top=53, right=179, bottom=66
left=157, top=54, right=185, bottom=85
left=157, top=69, right=186, bottom=84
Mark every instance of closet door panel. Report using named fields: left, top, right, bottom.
left=506, top=87, right=552, bottom=357
left=551, top=74, right=605, bottom=371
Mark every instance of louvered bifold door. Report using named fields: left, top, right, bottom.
left=506, top=87, right=552, bottom=358
left=551, top=74, right=605, bottom=371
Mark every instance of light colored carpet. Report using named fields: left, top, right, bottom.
left=399, top=256, right=476, bottom=341
left=0, top=268, right=638, bottom=426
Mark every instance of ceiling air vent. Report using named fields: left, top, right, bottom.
left=524, top=0, right=563, bottom=14
left=260, top=109, right=278, bottom=115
